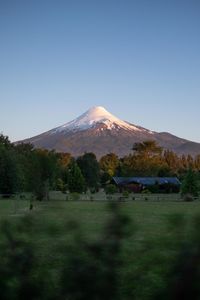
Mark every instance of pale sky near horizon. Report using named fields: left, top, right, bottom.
left=0, top=0, right=200, bottom=142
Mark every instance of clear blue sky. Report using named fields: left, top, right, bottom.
left=0, top=0, right=200, bottom=142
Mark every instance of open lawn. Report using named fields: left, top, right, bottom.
left=1, top=197, right=200, bottom=299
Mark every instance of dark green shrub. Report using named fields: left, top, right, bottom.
left=141, top=189, right=151, bottom=194
left=183, top=193, right=194, bottom=202
left=122, top=190, right=129, bottom=198
left=70, top=192, right=80, bottom=201
left=105, top=184, right=118, bottom=195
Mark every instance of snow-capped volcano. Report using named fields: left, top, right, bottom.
left=18, top=106, right=200, bottom=158
left=53, top=106, right=148, bottom=133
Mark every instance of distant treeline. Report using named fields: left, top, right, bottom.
left=0, top=135, right=200, bottom=199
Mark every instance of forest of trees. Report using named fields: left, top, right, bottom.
left=0, top=134, right=200, bottom=198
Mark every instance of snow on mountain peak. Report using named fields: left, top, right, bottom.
left=54, top=106, right=148, bottom=133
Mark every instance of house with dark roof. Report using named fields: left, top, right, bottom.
left=112, top=177, right=181, bottom=193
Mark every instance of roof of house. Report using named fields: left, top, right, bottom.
left=113, top=177, right=181, bottom=186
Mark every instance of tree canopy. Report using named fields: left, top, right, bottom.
left=0, top=134, right=200, bottom=196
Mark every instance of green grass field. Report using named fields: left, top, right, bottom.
left=1, top=197, right=200, bottom=234
left=1, top=197, right=200, bottom=299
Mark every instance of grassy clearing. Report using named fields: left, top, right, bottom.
left=1, top=197, right=200, bottom=242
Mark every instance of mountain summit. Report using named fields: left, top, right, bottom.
left=19, top=106, right=200, bottom=158
left=52, top=106, right=150, bottom=133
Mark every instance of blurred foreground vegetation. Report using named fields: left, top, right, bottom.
left=1, top=200, right=200, bottom=299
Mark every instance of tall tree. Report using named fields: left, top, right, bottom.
left=163, top=150, right=180, bottom=176
left=181, top=169, right=199, bottom=197
left=0, top=134, right=12, bottom=149
left=99, top=153, right=119, bottom=177
left=14, top=143, right=35, bottom=192
left=194, top=155, right=200, bottom=171
left=77, top=153, right=100, bottom=191
left=29, top=149, right=58, bottom=200
left=57, top=153, right=72, bottom=189
left=67, top=161, right=86, bottom=193
left=132, top=140, right=163, bottom=157
left=122, top=140, right=164, bottom=176
left=0, top=147, right=19, bottom=194
left=0, top=135, right=19, bottom=194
